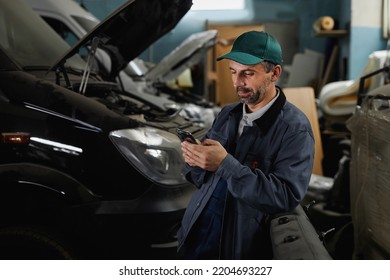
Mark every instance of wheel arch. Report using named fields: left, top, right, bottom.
left=0, top=162, right=98, bottom=225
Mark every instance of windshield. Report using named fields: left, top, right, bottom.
left=0, top=0, right=86, bottom=70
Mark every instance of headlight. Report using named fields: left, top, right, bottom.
left=109, top=127, right=187, bottom=185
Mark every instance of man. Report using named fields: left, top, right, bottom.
left=177, top=31, right=315, bottom=259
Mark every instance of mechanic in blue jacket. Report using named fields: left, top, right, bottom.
left=177, top=31, right=315, bottom=259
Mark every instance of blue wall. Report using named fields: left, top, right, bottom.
left=78, top=0, right=343, bottom=60
left=348, top=27, right=386, bottom=79
left=76, top=0, right=387, bottom=81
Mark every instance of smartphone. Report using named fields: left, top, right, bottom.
left=176, top=128, right=197, bottom=144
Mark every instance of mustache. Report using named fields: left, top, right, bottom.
left=236, top=86, right=253, bottom=93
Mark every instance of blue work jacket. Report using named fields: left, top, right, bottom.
left=177, top=88, right=315, bottom=259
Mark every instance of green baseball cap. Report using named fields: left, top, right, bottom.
left=216, top=31, right=283, bottom=65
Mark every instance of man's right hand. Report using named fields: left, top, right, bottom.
left=181, top=139, right=228, bottom=171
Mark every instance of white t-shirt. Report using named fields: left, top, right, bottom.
left=237, top=91, right=279, bottom=137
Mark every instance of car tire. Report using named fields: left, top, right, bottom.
left=0, top=226, right=75, bottom=260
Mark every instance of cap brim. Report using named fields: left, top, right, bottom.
left=216, top=51, right=264, bottom=65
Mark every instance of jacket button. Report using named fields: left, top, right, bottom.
left=278, top=216, right=290, bottom=224
left=283, top=235, right=299, bottom=243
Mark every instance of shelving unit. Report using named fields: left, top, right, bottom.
left=314, top=29, right=349, bottom=38
left=315, top=29, right=349, bottom=93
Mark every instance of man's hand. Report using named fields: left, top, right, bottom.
left=181, top=139, right=228, bottom=171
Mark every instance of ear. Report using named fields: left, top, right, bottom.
left=272, top=65, right=282, bottom=81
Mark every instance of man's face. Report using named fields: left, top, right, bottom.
left=228, top=60, right=275, bottom=106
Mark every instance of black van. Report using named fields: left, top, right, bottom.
left=0, top=0, right=203, bottom=259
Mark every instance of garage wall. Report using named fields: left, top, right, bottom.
left=76, top=0, right=339, bottom=64
left=77, top=0, right=388, bottom=83
left=346, top=0, right=387, bottom=79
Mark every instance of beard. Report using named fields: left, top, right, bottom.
left=236, top=77, right=272, bottom=106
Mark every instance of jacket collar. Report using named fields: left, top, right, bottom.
left=229, top=86, right=286, bottom=133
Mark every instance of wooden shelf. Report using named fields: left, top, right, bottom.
left=314, top=29, right=348, bottom=38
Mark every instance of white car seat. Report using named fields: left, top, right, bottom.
left=319, top=50, right=390, bottom=116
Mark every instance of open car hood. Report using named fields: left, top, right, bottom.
left=142, top=29, right=218, bottom=83
left=50, top=0, right=193, bottom=77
